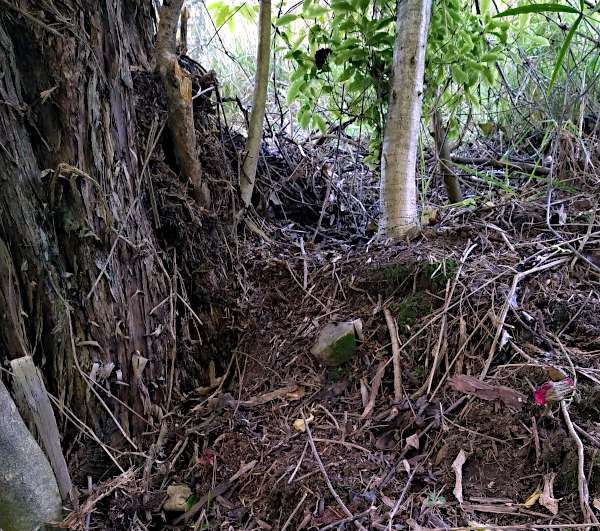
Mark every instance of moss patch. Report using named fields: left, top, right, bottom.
left=327, top=332, right=356, bottom=366
left=393, top=292, right=432, bottom=329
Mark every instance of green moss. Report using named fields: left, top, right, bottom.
left=328, top=367, right=344, bottom=381
left=395, top=292, right=430, bottom=327
left=382, top=264, right=411, bottom=285
left=327, top=332, right=356, bottom=365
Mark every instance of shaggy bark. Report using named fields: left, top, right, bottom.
left=0, top=1, right=174, bottom=444
left=240, top=0, right=272, bottom=207
left=379, top=0, right=433, bottom=237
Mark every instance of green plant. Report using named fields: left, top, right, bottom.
left=495, top=0, right=598, bottom=94
left=424, top=490, right=447, bottom=508
left=396, top=293, right=430, bottom=327
left=424, top=259, right=458, bottom=290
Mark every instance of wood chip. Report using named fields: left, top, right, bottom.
left=452, top=449, right=467, bottom=503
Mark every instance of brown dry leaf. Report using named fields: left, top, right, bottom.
left=452, top=449, right=467, bottom=503
left=547, top=366, right=568, bottom=381
left=539, top=473, right=559, bottom=515
left=448, top=374, right=527, bottom=410
left=593, top=498, right=600, bottom=511
left=381, top=494, right=396, bottom=508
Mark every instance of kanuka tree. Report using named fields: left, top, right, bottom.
left=0, top=1, right=179, bottom=444
left=379, top=0, right=433, bottom=237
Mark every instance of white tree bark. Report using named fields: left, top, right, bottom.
left=240, top=0, right=272, bottom=207
left=379, top=0, right=433, bottom=237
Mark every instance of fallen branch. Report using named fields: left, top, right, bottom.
left=383, top=308, right=403, bottom=403
left=561, top=400, right=598, bottom=525
left=450, top=154, right=551, bottom=175
left=360, top=360, right=387, bottom=419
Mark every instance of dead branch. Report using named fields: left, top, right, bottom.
left=561, top=400, right=598, bottom=525
left=383, top=308, right=403, bottom=403
left=360, top=360, right=387, bottom=419
left=450, top=154, right=551, bottom=175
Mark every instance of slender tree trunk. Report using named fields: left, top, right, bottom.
left=240, top=0, right=272, bottom=207
left=0, top=1, right=173, bottom=445
left=432, top=109, right=463, bottom=203
left=379, top=0, right=432, bottom=237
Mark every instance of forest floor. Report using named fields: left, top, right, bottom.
left=89, top=186, right=600, bottom=531
left=178, top=191, right=600, bottom=531
left=68, top=63, right=600, bottom=531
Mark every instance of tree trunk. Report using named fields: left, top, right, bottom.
left=379, top=0, right=432, bottom=237
left=240, top=0, right=272, bottom=208
left=0, top=0, right=173, bottom=447
left=432, top=109, right=463, bottom=203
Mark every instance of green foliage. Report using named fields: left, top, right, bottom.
left=424, top=259, right=458, bottom=291
left=208, top=1, right=259, bottom=30
left=495, top=1, right=596, bottom=94
left=382, top=264, right=411, bottom=286
left=424, top=491, right=447, bottom=508
left=396, top=293, right=430, bottom=328
left=277, top=0, right=504, bottom=160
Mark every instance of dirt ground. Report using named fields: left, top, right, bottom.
left=64, top=60, right=600, bottom=531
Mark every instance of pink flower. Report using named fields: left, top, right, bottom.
left=534, top=378, right=575, bottom=405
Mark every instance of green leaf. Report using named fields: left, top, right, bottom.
left=373, top=16, right=396, bottom=30
left=334, top=48, right=365, bottom=64
left=312, top=114, right=327, bottom=132
left=528, top=34, right=551, bottom=46
left=548, top=14, right=582, bottom=93
left=451, top=65, right=468, bottom=84
left=288, top=78, right=306, bottom=103
left=304, top=5, right=329, bottom=17
left=480, top=52, right=500, bottom=62
left=276, top=14, right=299, bottom=26
left=331, top=0, right=354, bottom=12
left=298, top=107, right=311, bottom=129
left=482, top=65, right=496, bottom=85
left=337, top=68, right=354, bottom=82
left=337, top=36, right=360, bottom=49
left=495, top=3, right=580, bottom=17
